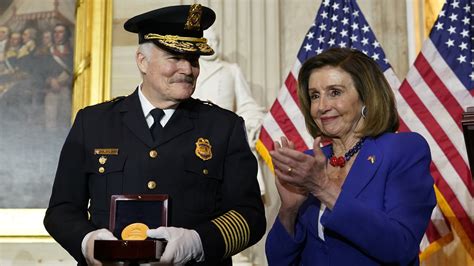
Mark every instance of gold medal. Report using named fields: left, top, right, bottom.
left=121, top=223, right=149, bottom=240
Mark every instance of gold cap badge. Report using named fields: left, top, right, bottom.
left=185, top=4, right=202, bottom=30
left=195, top=137, right=212, bottom=161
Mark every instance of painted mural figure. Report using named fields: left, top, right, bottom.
left=43, top=24, right=73, bottom=129
left=0, top=0, right=76, bottom=208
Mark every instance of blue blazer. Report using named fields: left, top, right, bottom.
left=266, top=132, right=436, bottom=266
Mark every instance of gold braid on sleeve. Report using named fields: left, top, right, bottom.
left=211, top=210, right=250, bottom=258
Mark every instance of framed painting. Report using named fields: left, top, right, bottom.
left=0, top=0, right=112, bottom=237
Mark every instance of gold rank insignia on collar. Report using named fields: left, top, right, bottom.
left=195, top=138, right=212, bottom=161
left=94, top=148, right=119, bottom=155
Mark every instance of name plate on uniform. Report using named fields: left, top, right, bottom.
left=94, top=194, right=169, bottom=262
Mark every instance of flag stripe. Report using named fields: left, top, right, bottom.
left=398, top=117, right=409, bottom=132
left=414, top=54, right=464, bottom=131
left=277, top=76, right=314, bottom=149
left=399, top=96, right=455, bottom=253
left=431, top=163, right=474, bottom=241
left=399, top=99, right=472, bottom=245
left=422, top=40, right=473, bottom=107
left=426, top=220, right=442, bottom=242
left=259, top=127, right=274, bottom=152
left=399, top=80, right=473, bottom=197
left=285, top=73, right=300, bottom=105
left=270, top=100, right=308, bottom=151
left=405, top=62, right=468, bottom=164
left=262, top=112, right=286, bottom=144
left=400, top=102, right=474, bottom=228
left=430, top=205, right=451, bottom=237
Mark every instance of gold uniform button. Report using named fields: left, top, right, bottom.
left=147, top=181, right=157, bottom=190
left=149, top=150, right=158, bottom=158
left=202, top=169, right=209, bottom=175
left=98, top=167, right=105, bottom=173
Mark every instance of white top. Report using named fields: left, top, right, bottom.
left=318, top=203, right=326, bottom=241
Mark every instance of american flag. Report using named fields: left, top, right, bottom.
left=255, top=0, right=458, bottom=259
left=397, top=0, right=473, bottom=259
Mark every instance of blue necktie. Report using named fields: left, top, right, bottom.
left=150, top=108, right=164, bottom=141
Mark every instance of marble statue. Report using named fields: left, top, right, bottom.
left=195, top=27, right=266, bottom=196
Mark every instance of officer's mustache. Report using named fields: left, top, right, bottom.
left=170, top=75, right=194, bottom=84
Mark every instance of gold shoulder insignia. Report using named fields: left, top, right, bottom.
left=202, top=100, right=215, bottom=106
left=110, top=96, right=126, bottom=102
left=101, top=96, right=126, bottom=104
left=195, top=98, right=215, bottom=106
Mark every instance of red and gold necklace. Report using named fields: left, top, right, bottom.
left=329, top=137, right=366, bottom=168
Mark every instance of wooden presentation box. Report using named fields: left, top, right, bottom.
left=94, top=194, right=168, bottom=262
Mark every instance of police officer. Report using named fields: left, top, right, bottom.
left=44, top=4, right=265, bottom=265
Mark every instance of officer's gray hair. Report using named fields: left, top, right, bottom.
left=138, top=42, right=154, bottom=62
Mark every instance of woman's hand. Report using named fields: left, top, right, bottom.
left=271, top=137, right=308, bottom=209
left=270, top=137, right=308, bottom=235
left=271, top=137, right=341, bottom=211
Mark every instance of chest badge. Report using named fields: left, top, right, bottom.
left=195, top=138, right=212, bottom=161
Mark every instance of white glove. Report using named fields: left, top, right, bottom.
left=147, top=226, right=204, bottom=265
left=81, top=228, right=117, bottom=265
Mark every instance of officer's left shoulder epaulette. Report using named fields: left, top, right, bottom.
left=192, top=98, right=230, bottom=114
left=198, top=98, right=216, bottom=106
left=90, top=96, right=127, bottom=109
left=108, top=96, right=126, bottom=103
